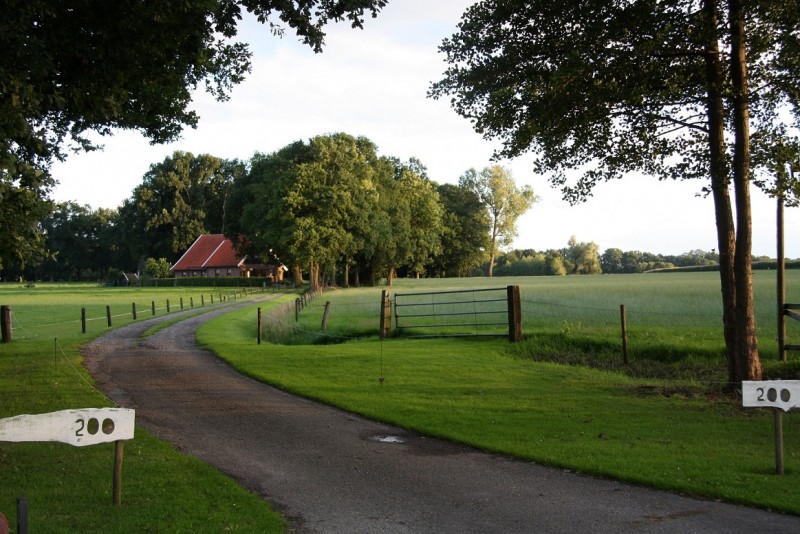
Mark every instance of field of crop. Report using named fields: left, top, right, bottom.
left=1, top=272, right=800, bottom=530
left=272, top=272, right=800, bottom=380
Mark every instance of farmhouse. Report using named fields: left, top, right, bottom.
left=171, top=234, right=283, bottom=280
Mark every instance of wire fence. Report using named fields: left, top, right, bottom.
left=3, top=287, right=262, bottom=342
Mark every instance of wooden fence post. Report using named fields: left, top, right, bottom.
left=166, top=299, right=170, bottom=313
left=257, top=307, right=262, bottom=345
left=113, top=440, right=124, bottom=505
left=778, top=188, right=787, bottom=362
left=380, top=291, right=391, bottom=339
left=1, top=305, right=11, bottom=342
left=620, top=304, right=629, bottom=364
left=506, top=285, right=522, bottom=342
left=132, top=302, right=137, bottom=320
left=321, top=301, right=332, bottom=333
left=180, top=297, right=184, bottom=310
left=295, top=298, right=301, bottom=322
left=151, top=301, right=156, bottom=316
left=201, top=295, right=205, bottom=306
left=81, top=307, right=87, bottom=334
left=106, top=305, right=112, bottom=328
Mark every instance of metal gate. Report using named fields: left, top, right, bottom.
left=393, top=286, right=519, bottom=339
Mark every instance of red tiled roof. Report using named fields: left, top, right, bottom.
left=171, top=234, right=245, bottom=271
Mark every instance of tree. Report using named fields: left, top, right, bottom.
left=38, top=202, right=111, bottom=281
left=123, top=152, right=236, bottom=261
left=431, top=0, right=800, bottom=385
left=389, top=159, right=443, bottom=279
left=1, top=0, right=387, bottom=271
left=231, top=134, right=388, bottom=289
left=142, top=258, right=172, bottom=279
left=459, top=166, right=535, bottom=277
left=600, top=248, right=624, bottom=274
left=434, top=183, right=491, bottom=277
left=564, top=236, right=602, bottom=275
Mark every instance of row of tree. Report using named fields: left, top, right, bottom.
left=8, top=141, right=742, bottom=283
left=3, top=137, right=537, bottom=284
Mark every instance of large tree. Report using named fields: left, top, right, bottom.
left=435, top=183, right=491, bottom=277
left=231, top=134, right=387, bottom=289
left=431, top=0, right=800, bottom=386
left=0, top=0, right=387, bottom=270
left=459, top=165, right=535, bottom=277
left=122, top=152, right=236, bottom=261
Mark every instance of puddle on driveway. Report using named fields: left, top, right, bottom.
left=370, top=435, right=406, bottom=444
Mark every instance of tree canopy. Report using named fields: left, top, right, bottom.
left=459, top=165, right=535, bottom=277
left=0, top=0, right=387, bottom=273
left=431, top=0, right=800, bottom=385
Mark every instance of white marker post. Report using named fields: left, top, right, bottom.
left=0, top=408, right=135, bottom=504
left=742, top=381, right=800, bottom=474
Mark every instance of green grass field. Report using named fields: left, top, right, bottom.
left=0, top=283, right=289, bottom=533
left=2, top=273, right=800, bottom=531
left=199, top=271, right=800, bottom=515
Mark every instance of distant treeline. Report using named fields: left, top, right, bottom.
left=477, top=245, right=787, bottom=277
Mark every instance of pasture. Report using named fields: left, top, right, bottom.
left=0, top=272, right=799, bottom=530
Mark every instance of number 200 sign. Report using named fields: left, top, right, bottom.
left=0, top=408, right=135, bottom=447
left=742, top=381, right=800, bottom=412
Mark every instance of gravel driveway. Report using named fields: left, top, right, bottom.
left=82, top=298, right=800, bottom=533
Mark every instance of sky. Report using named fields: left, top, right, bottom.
left=50, top=0, right=800, bottom=258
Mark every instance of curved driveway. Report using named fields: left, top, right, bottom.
left=83, top=299, right=800, bottom=533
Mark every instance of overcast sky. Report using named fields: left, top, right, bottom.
left=50, top=0, right=800, bottom=258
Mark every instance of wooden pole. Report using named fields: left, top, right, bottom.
left=295, top=298, right=300, bottom=322
left=775, top=409, right=784, bottom=475
left=321, top=301, right=332, bottom=333
left=81, top=307, right=87, bottom=334
left=166, top=299, right=170, bottom=313
left=1, top=305, right=11, bottom=342
left=778, top=185, right=787, bottom=362
left=113, top=440, right=124, bottom=505
left=132, top=302, right=137, bottom=320
left=380, top=291, right=391, bottom=339
left=106, top=305, right=112, bottom=328
left=180, top=297, right=184, bottom=310
left=620, top=304, right=629, bottom=364
left=17, top=497, right=27, bottom=534
left=151, top=301, right=156, bottom=316
left=506, top=285, right=522, bottom=342
left=257, top=307, right=262, bottom=345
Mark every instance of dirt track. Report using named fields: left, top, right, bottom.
left=82, top=298, right=800, bottom=533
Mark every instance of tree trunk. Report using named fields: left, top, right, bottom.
left=703, top=0, right=738, bottom=385
left=292, top=264, right=304, bottom=286
left=488, top=252, right=496, bottom=277
left=728, top=0, right=762, bottom=383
